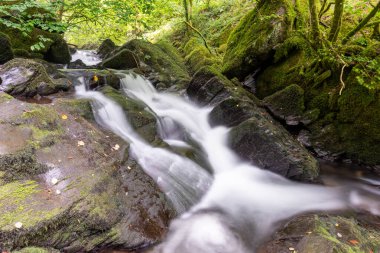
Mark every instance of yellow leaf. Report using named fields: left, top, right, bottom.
left=93, top=75, right=99, bottom=82
left=61, top=114, right=68, bottom=120
left=77, top=141, right=85, bottom=147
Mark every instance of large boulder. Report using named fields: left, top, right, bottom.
left=0, top=58, right=71, bottom=97
left=97, top=38, right=118, bottom=59
left=0, top=32, right=14, bottom=64
left=44, top=37, right=71, bottom=64
left=0, top=92, right=174, bottom=251
left=222, top=0, right=303, bottom=79
left=188, top=66, right=318, bottom=181
left=119, top=40, right=190, bottom=89
left=263, top=84, right=306, bottom=125
left=101, top=49, right=139, bottom=70
left=0, top=26, right=71, bottom=64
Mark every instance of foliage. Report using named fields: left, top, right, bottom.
left=0, top=0, right=67, bottom=50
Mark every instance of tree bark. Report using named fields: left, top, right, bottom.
left=342, top=0, right=380, bottom=44
left=328, top=0, right=344, bottom=42
left=309, top=0, right=322, bottom=47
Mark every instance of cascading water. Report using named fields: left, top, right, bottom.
left=72, top=51, right=380, bottom=253
left=71, top=50, right=102, bottom=66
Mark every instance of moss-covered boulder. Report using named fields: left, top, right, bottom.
left=44, top=37, right=71, bottom=64
left=101, top=49, right=139, bottom=70
left=0, top=32, right=14, bottom=64
left=263, top=84, right=305, bottom=125
left=222, top=0, right=300, bottom=79
left=0, top=58, right=71, bottom=97
left=0, top=26, right=71, bottom=64
left=188, top=66, right=318, bottom=181
left=97, top=38, right=118, bottom=59
left=120, top=39, right=190, bottom=89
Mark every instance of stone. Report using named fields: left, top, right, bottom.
left=0, top=58, right=71, bottom=97
left=263, top=84, right=305, bottom=125
left=222, top=0, right=301, bottom=79
left=188, top=66, right=319, bottom=181
left=0, top=32, right=14, bottom=64
left=44, top=36, right=72, bottom=64
left=101, top=49, right=139, bottom=70
left=97, top=38, right=117, bottom=58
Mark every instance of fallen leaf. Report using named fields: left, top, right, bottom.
left=51, top=178, right=58, bottom=185
left=61, top=114, right=68, bottom=120
left=56, top=189, right=61, bottom=195
left=77, top=141, right=85, bottom=147
left=288, top=247, right=295, bottom=251
left=14, top=222, right=23, bottom=229
left=93, top=75, right=99, bottom=82
left=337, top=233, right=342, bottom=238
left=127, top=166, right=132, bottom=170
left=335, top=223, right=339, bottom=227
left=112, top=144, right=120, bottom=151
left=349, top=239, right=359, bottom=245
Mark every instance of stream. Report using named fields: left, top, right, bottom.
left=67, top=51, right=380, bottom=253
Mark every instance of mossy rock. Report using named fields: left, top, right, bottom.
left=188, top=66, right=318, bottom=181
left=222, top=0, right=300, bottom=78
left=0, top=32, right=14, bottom=64
left=121, top=39, right=190, bottom=88
left=263, top=84, right=305, bottom=125
left=44, top=36, right=71, bottom=64
left=1, top=25, right=71, bottom=64
left=14, top=247, right=59, bottom=253
left=97, top=38, right=117, bottom=58
left=0, top=58, right=71, bottom=97
left=101, top=49, right=139, bottom=70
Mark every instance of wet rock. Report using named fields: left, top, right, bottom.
left=102, top=49, right=139, bottom=70
left=45, top=36, right=72, bottom=64
left=260, top=215, right=380, bottom=253
left=263, top=84, right=305, bottom=125
left=188, top=66, right=318, bottom=181
left=68, top=59, right=88, bottom=69
left=229, top=118, right=318, bottom=180
left=0, top=32, right=14, bottom=64
left=0, top=58, right=71, bottom=97
left=98, top=38, right=118, bottom=59
left=0, top=94, right=174, bottom=251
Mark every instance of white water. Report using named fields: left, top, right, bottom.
left=71, top=61, right=380, bottom=252
left=71, top=50, right=102, bottom=66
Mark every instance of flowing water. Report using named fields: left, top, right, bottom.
left=70, top=52, right=380, bottom=253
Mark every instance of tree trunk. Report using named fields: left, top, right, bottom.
left=328, top=0, right=344, bottom=42
left=342, top=0, right=380, bottom=44
left=183, top=0, right=190, bottom=23
left=309, top=0, right=321, bottom=47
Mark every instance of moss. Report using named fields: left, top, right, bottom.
left=22, top=105, right=60, bottom=131
left=122, top=39, right=190, bottom=88
left=57, top=99, right=94, bottom=121
left=314, top=216, right=380, bottom=253
left=0, top=148, right=47, bottom=181
left=0, top=92, right=13, bottom=103
left=0, top=32, right=14, bottom=64
left=337, top=84, right=375, bottom=123
left=14, top=247, right=59, bottom=253
left=263, top=84, right=305, bottom=120
left=102, top=49, right=138, bottom=69
left=222, top=0, right=300, bottom=78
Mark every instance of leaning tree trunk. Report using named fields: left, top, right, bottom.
left=328, top=0, right=344, bottom=42
left=183, top=0, right=190, bottom=23
left=342, top=0, right=380, bottom=44
left=309, top=0, right=322, bottom=47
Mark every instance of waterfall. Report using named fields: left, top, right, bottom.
left=71, top=53, right=380, bottom=253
